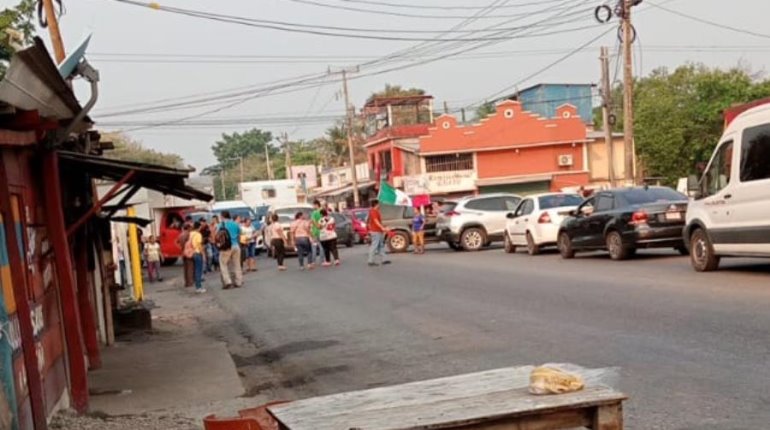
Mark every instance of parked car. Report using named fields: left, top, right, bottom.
left=157, top=206, right=195, bottom=265
left=557, top=186, right=689, bottom=260
left=436, top=193, right=522, bottom=251
left=330, top=212, right=355, bottom=248
left=504, top=193, right=584, bottom=255
left=683, top=103, right=770, bottom=271
left=380, top=204, right=441, bottom=253
left=347, top=208, right=370, bottom=244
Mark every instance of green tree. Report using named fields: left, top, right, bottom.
left=474, top=101, right=496, bottom=121
left=211, top=128, right=273, bottom=168
left=632, top=64, right=770, bottom=183
left=103, top=132, right=185, bottom=169
left=0, top=0, right=35, bottom=78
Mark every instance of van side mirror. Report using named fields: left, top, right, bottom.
left=568, top=209, right=578, bottom=217
left=506, top=212, right=515, bottom=219
left=687, top=175, right=701, bottom=198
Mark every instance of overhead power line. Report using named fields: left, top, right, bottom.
left=647, top=1, right=770, bottom=40
left=329, top=0, right=567, bottom=10
left=110, top=0, right=594, bottom=42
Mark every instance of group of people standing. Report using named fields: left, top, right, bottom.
left=269, top=199, right=342, bottom=271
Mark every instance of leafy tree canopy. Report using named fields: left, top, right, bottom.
left=103, top=132, right=185, bottom=169
left=630, top=63, right=770, bottom=183
left=0, top=0, right=35, bottom=78
left=211, top=128, right=274, bottom=168
left=369, top=84, right=426, bottom=100
left=474, top=101, right=496, bottom=121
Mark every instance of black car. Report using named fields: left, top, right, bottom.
left=557, top=186, right=689, bottom=260
left=330, top=212, right=355, bottom=248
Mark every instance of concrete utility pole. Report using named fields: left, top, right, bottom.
left=265, top=145, right=273, bottom=180
left=283, top=132, right=292, bottom=180
left=41, top=0, right=66, bottom=63
left=600, top=47, right=617, bottom=187
left=621, top=0, right=636, bottom=184
left=330, top=66, right=361, bottom=207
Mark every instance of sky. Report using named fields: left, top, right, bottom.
left=15, top=0, right=770, bottom=170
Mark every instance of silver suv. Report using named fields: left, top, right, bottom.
left=436, top=193, right=522, bottom=251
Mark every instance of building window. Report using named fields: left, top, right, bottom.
left=425, top=153, right=474, bottom=173
left=382, top=150, right=393, bottom=173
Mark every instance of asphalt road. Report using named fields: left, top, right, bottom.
left=209, top=244, right=770, bottom=429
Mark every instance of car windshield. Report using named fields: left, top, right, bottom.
left=620, top=188, right=687, bottom=205
left=275, top=207, right=313, bottom=221
left=352, top=211, right=367, bottom=222
left=538, top=194, right=583, bottom=210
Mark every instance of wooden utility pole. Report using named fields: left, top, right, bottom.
left=600, top=47, right=617, bottom=187
left=328, top=67, right=362, bottom=207
left=621, top=0, right=636, bottom=184
left=42, top=0, right=66, bottom=63
left=220, top=171, right=226, bottom=200
left=283, top=132, right=292, bottom=180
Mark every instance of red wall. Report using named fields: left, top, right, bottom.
left=476, top=144, right=584, bottom=179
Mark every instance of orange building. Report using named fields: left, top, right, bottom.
left=395, top=100, right=591, bottom=197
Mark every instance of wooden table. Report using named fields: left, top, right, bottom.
left=268, top=366, right=627, bottom=430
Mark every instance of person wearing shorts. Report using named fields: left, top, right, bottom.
left=412, top=208, right=426, bottom=254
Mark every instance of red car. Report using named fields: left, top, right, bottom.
left=347, top=208, right=370, bottom=244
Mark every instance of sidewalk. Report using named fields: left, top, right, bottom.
left=52, top=268, right=267, bottom=429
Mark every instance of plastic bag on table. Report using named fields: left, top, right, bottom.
left=529, top=363, right=619, bottom=395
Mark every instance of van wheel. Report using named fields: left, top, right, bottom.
left=558, top=232, right=575, bottom=259
left=504, top=234, right=516, bottom=254
left=690, top=228, right=720, bottom=272
left=461, top=228, right=486, bottom=252
left=606, top=231, right=632, bottom=261
left=526, top=232, right=540, bottom=256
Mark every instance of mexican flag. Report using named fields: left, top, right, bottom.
left=378, top=181, right=412, bottom=206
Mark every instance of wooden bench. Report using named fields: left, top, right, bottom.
left=268, top=366, right=627, bottom=430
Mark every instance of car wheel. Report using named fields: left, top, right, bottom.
left=388, top=231, right=410, bottom=253
left=558, top=232, right=575, bottom=259
left=606, top=231, right=632, bottom=261
left=504, top=233, right=517, bottom=254
left=526, top=232, right=540, bottom=256
left=676, top=246, right=689, bottom=256
left=690, top=228, right=720, bottom=272
left=461, top=228, right=486, bottom=252
left=448, top=242, right=462, bottom=251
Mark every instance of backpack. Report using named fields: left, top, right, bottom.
left=215, top=224, right=232, bottom=251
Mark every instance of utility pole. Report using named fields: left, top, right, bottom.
left=600, top=47, right=616, bottom=187
left=41, top=0, right=66, bottom=63
left=265, top=146, right=273, bottom=180
left=330, top=66, right=362, bottom=207
left=283, top=132, right=292, bottom=180
left=621, top=0, right=636, bottom=184
left=220, top=170, right=226, bottom=200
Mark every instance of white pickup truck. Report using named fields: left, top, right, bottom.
left=684, top=103, right=770, bottom=271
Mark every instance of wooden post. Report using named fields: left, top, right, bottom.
left=41, top=0, right=65, bottom=63
left=622, top=0, right=636, bottom=185
left=0, top=156, right=47, bottom=429
left=284, top=132, right=292, bottom=180
left=600, top=47, right=617, bottom=187
left=126, top=206, right=143, bottom=302
left=594, top=403, right=624, bottom=430
left=41, top=151, right=89, bottom=413
left=75, top=228, right=101, bottom=369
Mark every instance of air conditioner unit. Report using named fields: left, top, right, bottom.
left=558, top=154, right=574, bottom=167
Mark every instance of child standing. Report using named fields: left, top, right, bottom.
left=144, top=236, right=164, bottom=282
left=412, top=208, right=426, bottom=255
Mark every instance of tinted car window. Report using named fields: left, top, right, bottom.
left=595, top=194, right=614, bottom=212
left=465, top=197, right=502, bottom=211
left=352, top=211, right=367, bottom=222
left=741, top=123, right=770, bottom=182
left=619, top=188, right=687, bottom=205
left=503, top=196, right=522, bottom=211
left=331, top=213, right=347, bottom=224
left=439, top=202, right=458, bottom=213
left=513, top=200, right=528, bottom=217
left=521, top=199, right=535, bottom=216
left=703, top=141, right=733, bottom=197
left=539, top=194, right=583, bottom=210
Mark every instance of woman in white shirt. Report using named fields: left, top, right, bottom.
left=318, top=209, right=340, bottom=266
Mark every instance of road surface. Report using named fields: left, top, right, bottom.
left=209, top=245, right=770, bottom=429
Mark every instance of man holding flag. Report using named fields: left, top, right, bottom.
left=367, top=198, right=390, bottom=267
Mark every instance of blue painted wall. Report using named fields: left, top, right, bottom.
left=517, top=84, right=594, bottom=124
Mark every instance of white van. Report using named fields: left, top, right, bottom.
left=684, top=103, right=770, bottom=271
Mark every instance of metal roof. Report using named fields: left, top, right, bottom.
left=58, top=151, right=212, bottom=202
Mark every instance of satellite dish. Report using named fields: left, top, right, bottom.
left=58, top=33, right=92, bottom=78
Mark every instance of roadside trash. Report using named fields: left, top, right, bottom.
left=529, top=366, right=584, bottom=395
left=529, top=363, right=619, bottom=395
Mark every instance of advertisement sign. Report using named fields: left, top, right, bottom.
left=401, top=170, right=476, bottom=195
